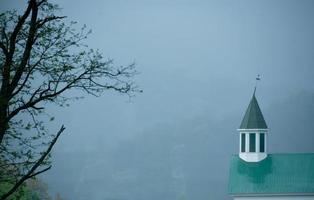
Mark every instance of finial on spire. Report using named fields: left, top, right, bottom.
left=254, top=74, right=261, bottom=96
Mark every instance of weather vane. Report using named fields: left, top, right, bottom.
left=254, top=74, right=261, bottom=94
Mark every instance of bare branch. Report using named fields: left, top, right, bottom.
left=0, top=1, right=34, bottom=98
left=0, top=42, right=8, bottom=56
left=27, top=165, right=51, bottom=179
left=8, top=0, right=34, bottom=56
left=0, top=125, right=65, bottom=200
left=9, top=0, right=39, bottom=94
left=36, top=16, right=66, bottom=28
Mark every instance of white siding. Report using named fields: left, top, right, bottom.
left=234, top=196, right=314, bottom=200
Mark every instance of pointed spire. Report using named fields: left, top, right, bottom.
left=239, top=89, right=268, bottom=129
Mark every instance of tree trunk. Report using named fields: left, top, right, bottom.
left=0, top=95, right=9, bottom=145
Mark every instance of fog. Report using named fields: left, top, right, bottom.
left=2, top=0, right=314, bottom=199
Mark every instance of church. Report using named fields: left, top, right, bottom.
left=228, top=89, right=314, bottom=200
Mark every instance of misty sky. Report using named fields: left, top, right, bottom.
left=2, top=0, right=314, bottom=200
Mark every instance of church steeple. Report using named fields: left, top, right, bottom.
left=239, top=89, right=267, bottom=129
left=237, top=88, right=269, bottom=162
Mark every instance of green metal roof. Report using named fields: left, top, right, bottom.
left=228, top=153, right=314, bottom=195
left=239, top=93, right=268, bottom=129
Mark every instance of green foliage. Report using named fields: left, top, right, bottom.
left=0, top=182, right=38, bottom=200
left=0, top=176, right=67, bottom=200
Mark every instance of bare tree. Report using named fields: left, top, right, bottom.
left=0, top=0, right=139, bottom=199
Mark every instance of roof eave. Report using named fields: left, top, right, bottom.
left=237, top=128, right=269, bottom=132
left=229, top=192, right=314, bottom=197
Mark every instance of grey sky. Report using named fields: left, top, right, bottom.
left=2, top=0, right=314, bottom=199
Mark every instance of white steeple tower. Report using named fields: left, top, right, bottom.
left=237, top=89, right=269, bottom=162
